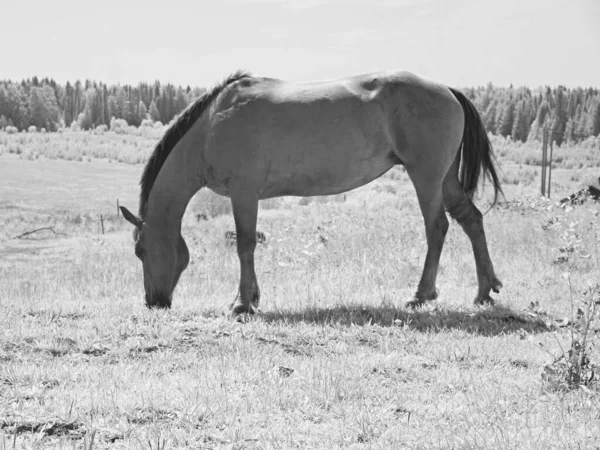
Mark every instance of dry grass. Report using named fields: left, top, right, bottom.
left=0, top=130, right=160, bottom=165
left=492, top=134, right=600, bottom=170
left=1, top=137, right=599, bottom=449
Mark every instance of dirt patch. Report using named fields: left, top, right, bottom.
left=0, top=418, right=84, bottom=438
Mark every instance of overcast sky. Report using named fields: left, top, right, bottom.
left=3, top=0, right=599, bottom=88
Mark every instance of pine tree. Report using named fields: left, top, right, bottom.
left=498, top=100, right=515, bottom=138
left=511, top=100, right=529, bottom=142
left=62, top=82, right=74, bottom=126
left=0, top=86, right=8, bottom=122
left=483, top=102, right=497, bottom=134
left=535, top=100, right=551, bottom=127
left=115, top=87, right=129, bottom=122
left=494, top=104, right=505, bottom=135
left=107, top=94, right=118, bottom=121
left=127, top=91, right=138, bottom=126
left=138, top=100, right=148, bottom=124
left=149, top=100, right=161, bottom=123
left=78, top=89, right=94, bottom=129
left=74, top=81, right=83, bottom=120
left=563, top=117, right=576, bottom=144
left=552, top=88, right=568, bottom=145
left=174, top=87, right=188, bottom=115
left=588, top=100, right=600, bottom=137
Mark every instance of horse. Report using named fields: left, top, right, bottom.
left=120, top=70, right=503, bottom=314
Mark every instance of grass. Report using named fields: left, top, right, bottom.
left=1, top=135, right=599, bottom=449
left=492, top=134, right=600, bottom=170
left=0, top=130, right=160, bottom=165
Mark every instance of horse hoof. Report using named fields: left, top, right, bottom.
left=474, top=295, right=495, bottom=306
left=405, top=298, right=426, bottom=309
left=230, top=302, right=257, bottom=316
left=406, top=287, right=439, bottom=308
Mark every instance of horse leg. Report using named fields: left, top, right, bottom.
left=229, top=191, right=260, bottom=315
left=406, top=177, right=449, bottom=307
left=442, top=173, right=502, bottom=305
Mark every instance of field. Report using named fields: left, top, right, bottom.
left=1, top=131, right=599, bottom=449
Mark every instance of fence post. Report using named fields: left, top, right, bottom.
left=117, top=198, right=120, bottom=217
left=547, top=138, right=554, bottom=199
left=541, top=127, right=547, bottom=197
left=100, top=214, right=105, bottom=234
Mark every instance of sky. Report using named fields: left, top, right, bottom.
left=3, top=0, right=599, bottom=88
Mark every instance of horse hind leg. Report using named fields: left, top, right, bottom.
left=230, top=190, right=261, bottom=315
left=442, top=175, right=502, bottom=305
left=406, top=177, right=449, bottom=307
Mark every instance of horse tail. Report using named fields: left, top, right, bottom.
left=449, top=87, right=503, bottom=207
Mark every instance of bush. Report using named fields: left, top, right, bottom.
left=93, top=124, right=108, bottom=135
left=581, top=136, right=600, bottom=150
left=190, top=190, right=232, bottom=219
left=6, top=126, right=18, bottom=134
left=28, top=125, right=37, bottom=133
left=110, top=117, right=129, bottom=134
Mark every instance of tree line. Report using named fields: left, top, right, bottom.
left=1, top=76, right=599, bottom=145
left=464, top=83, right=600, bottom=146
left=0, top=76, right=206, bottom=132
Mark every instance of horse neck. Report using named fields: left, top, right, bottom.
left=144, top=130, right=205, bottom=235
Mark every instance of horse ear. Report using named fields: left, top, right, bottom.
left=120, top=206, right=143, bottom=229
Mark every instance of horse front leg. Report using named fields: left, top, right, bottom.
left=230, top=191, right=260, bottom=315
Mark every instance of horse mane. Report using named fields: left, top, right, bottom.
left=137, top=70, right=251, bottom=221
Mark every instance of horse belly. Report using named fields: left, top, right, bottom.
left=259, top=130, right=398, bottom=198
left=261, top=161, right=396, bottom=198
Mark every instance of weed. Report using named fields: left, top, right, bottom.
left=540, top=207, right=600, bottom=391
left=82, top=430, right=96, bottom=450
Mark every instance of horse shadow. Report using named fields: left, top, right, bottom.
left=257, top=303, right=552, bottom=337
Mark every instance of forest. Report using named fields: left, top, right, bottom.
left=1, top=76, right=600, bottom=147
left=0, top=77, right=207, bottom=132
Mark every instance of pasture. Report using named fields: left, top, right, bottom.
left=0, top=132, right=599, bottom=449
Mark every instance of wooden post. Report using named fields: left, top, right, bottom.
left=541, top=128, right=547, bottom=197
left=547, top=138, right=554, bottom=199
left=116, top=198, right=120, bottom=217
left=100, top=214, right=105, bottom=234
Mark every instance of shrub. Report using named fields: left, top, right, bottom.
left=190, top=190, right=232, bottom=218
left=28, top=125, right=37, bottom=133
left=94, top=124, right=108, bottom=134
left=109, top=117, right=129, bottom=134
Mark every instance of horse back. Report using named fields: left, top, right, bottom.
left=203, top=70, right=463, bottom=197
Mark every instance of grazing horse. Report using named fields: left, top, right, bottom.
left=120, top=70, right=503, bottom=314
